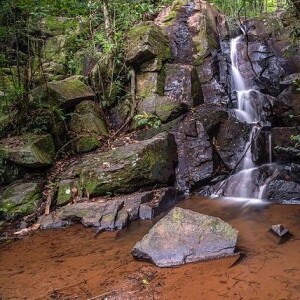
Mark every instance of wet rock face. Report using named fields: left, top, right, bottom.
left=232, top=35, right=285, bottom=96
left=265, top=179, right=300, bottom=202
left=216, top=118, right=250, bottom=170
left=155, top=0, right=227, bottom=65
left=57, top=133, right=177, bottom=197
left=272, top=127, right=300, bottom=163
left=274, top=75, right=300, bottom=126
left=132, top=207, right=238, bottom=267
left=164, top=63, right=203, bottom=107
left=174, top=114, right=213, bottom=194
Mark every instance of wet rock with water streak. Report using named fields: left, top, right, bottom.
left=132, top=207, right=238, bottom=267
left=216, top=117, right=250, bottom=170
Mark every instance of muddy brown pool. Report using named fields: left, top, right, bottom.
left=1, top=196, right=300, bottom=300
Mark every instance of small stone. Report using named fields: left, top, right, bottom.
left=270, top=224, right=289, bottom=238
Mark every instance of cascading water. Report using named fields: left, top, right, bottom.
left=214, top=35, right=276, bottom=200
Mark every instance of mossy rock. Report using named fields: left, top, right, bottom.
left=34, top=76, right=95, bottom=108
left=74, top=134, right=102, bottom=153
left=58, top=132, right=177, bottom=197
left=137, top=94, right=186, bottom=123
left=126, top=21, right=171, bottom=66
left=0, top=133, right=55, bottom=168
left=0, top=181, right=44, bottom=220
left=136, top=71, right=165, bottom=99
left=70, top=100, right=108, bottom=153
left=0, top=162, right=25, bottom=185
left=43, top=35, right=67, bottom=65
left=39, top=16, right=80, bottom=36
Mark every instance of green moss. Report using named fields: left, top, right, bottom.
left=74, top=134, right=101, bottom=153
left=0, top=181, right=43, bottom=220
left=41, top=16, right=79, bottom=36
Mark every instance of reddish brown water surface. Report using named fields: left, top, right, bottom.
left=1, top=196, right=300, bottom=300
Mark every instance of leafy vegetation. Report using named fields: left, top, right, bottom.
left=134, top=112, right=162, bottom=129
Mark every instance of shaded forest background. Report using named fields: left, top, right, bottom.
left=0, top=0, right=299, bottom=140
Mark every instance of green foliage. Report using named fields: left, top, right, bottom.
left=134, top=112, right=161, bottom=129
left=274, top=134, right=300, bottom=158
left=210, top=0, right=289, bottom=17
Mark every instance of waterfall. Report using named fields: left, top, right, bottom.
left=213, top=35, right=271, bottom=200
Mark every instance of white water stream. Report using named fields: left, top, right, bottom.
left=214, top=35, right=275, bottom=201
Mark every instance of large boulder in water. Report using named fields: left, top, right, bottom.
left=57, top=132, right=177, bottom=197
left=132, top=207, right=238, bottom=267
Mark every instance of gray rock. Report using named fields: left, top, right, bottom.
left=132, top=207, right=238, bottom=267
left=115, top=210, right=129, bottom=230
left=40, top=189, right=177, bottom=231
left=0, top=133, right=55, bottom=168
left=100, top=201, right=123, bottom=230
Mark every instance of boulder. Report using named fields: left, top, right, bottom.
left=274, top=76, right=300, bottom=126
left=0, top=133, right=55, bottom=168
left=265, top=179, right=300, bottom=202
left=70, top=100, right=109, bottom=153
left=34, top=76, right=94, bottom=108
left=132, top=207, right=238, bottom=267
left=164, top=63, right=203, bottom=107
left=0, top=181, right=44, bottom=220
left=125, top=21, right=171, bottom=67
left=57, top=132, right=177, bottom=197
left=137, top=94, right=187, bottom=123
